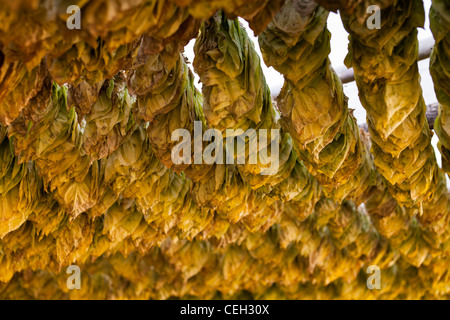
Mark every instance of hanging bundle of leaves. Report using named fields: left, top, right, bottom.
left=364, top=182, right=433, bottom=267
left=314, top=199, right=398, bottom=267
left=341, top=0, right=442, bottom=208
left=47, top=38, right=142, bottom=86
left=129, top=53, right=201, bottom=172
left=0, top=0, right=70, bottom=69
left=193, top=13, right=267, bottom=134
left=28, top=195, right=67, bottom=240
left=44, top=0, right=200, bottom=85
left=67, top=80, right=105, bottom=122
left=0, top=131, right=40, bottom=238
left=82, top=74, right=137, bottom=160
left=430, top=0, right=450, bottom=176
left=0, top=222, right=58, bottom=283
left=258, top=0, right=375, bottom=203
left=0, top=60, right=48, bottom=126
left=102, top=126, right=213, bottom=238
left=9, top=82, right=102, bottom=217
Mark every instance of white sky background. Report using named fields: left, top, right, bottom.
left=184, top=0, right=449, bottom=184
